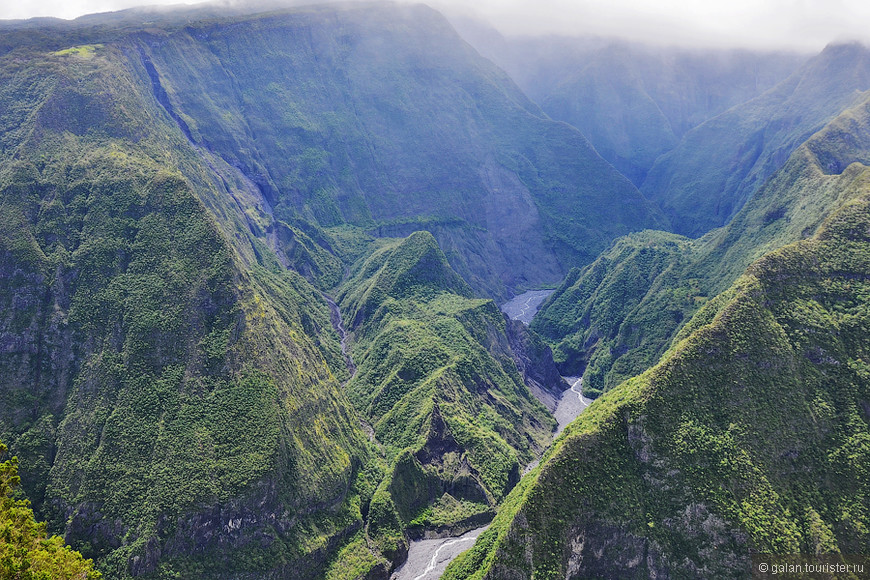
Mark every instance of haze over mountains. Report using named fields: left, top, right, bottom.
left=452, top=22, right=806, bottom=186
left=0, top=2, right=868, bottom=579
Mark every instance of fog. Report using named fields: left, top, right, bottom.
left=3, top=0, right=869, bottom=51
left=441, top=0, right=870, bottom=51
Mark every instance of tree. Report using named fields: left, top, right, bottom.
left=0, top=441, right=102, bottom=579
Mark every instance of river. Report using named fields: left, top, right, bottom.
left=500, top=290, right=592, bottom=434
left=390, top=526, right=487, bottom=580
left=554, top=376, right=592, bottom=435
left=499, top=289, right=554, bottom=324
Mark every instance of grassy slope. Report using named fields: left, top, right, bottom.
left=642, top=42, right=870, bottom=236
left=334, top=231, right=557, bottom=563
left=535, top=92, right=870, bottom=398
left=446, top=177, right=870, bottom=580
left=0, top=38, right=374, bottom=580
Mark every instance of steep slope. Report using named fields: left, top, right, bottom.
left=0, top=9, right=583, bottom=577
left=535, top=91, right=870, bottom=397
left=335, top=231, right=561, bottom=564
left=126, top=2, right=665, bottom=298
left=643, top=42, right=870, bottom=236
left=0, top=29, right=375, bottom=580
left=0, top=4, right=668, bottom=301
left=449, top=21, right=804, bottom=187
left=446, top=180, right=870, bottom=580
left=532, top=231, right=695, bottom=395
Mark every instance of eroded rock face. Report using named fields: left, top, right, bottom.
left=563, top=521, right=669, bottom=580
left=558, top=502, right=749, bottom=580
left=479, top=160, right=562, bottom=293
left=505, top=317, right=566, bottom=412
left=156, top=487, right=360, bottom=579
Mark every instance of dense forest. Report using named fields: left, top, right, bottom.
left=0, top=2, right=867, bottom=578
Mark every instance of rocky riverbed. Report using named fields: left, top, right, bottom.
left=391, top=526, right=487, bottom=580
left=499, top=289, right=554, bottom=324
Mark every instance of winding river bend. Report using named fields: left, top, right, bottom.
left=501, top=290, right=592, bottom=433
left=555, top=376, right=592, bottom=434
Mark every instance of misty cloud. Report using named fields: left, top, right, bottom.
left=4, top=0, right=870, bottom=50
left=1, top=0, right=205, bottom=20
left=438, top=0, right=870, bottom=50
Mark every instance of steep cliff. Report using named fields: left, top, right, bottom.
left=0, top=7, right=582, bottom=576
left=334, top=232, right=560, bottom=565
left=643, top=42, right=870, bottom=236
left=447, top=174, right=870, bottom=580
left=126, top=3, right=666, bottom=298
left=453, top=25, right=804, bottom=187
left=0, top=43, right=375, bottom=575
left=535, top=90, right=870, bottom=398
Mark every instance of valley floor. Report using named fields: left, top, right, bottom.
left=391, top=526, right=488, bottom=580
left=499, top=290, right=554, bottom=324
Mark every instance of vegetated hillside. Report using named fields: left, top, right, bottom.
left=643, top=41, right=870, bottom=236
left=451, top=24, right=804, bottom=187
left=532, top=231, right=695, bottom=396
left=0, top=7, right=577, bottom=577
left=332, top=231, right=562, bottom=568
left=534, top=92, right=870, bottom=397
left=446, top=182, right=870, bottom=580
left=0, top=38, right=378, bottom=579
left=1, top=4, right=667, bottom=302
left=125, top=2, right=666, bottom=299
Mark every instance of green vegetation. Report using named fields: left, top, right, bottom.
left=0, top=25, right=373, bottom=580
left=643, top=42, right=870, bottom=236
left=0, top=8, right=584, bottom=577
left=272, top=220, right=344, bottom=290
left=1, top=442, right=101, bottom=579
left=129, top=3, right=665, bottom=299
left=321, top=531, right=388, bottom=580
left=52, top=44, right=103, bottom=58
left=336, top=231, right=557, bottom=561
left=533, top=230, right=695, bottom=395
left=4, top=3, right=870, bottom=579
left=446, top=177, right=870, bottom=580
left=536, top=92, right=870, bottom=399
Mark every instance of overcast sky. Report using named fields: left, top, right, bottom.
left=2, top=0, right=869, bottom=51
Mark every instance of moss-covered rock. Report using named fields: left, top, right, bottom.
left=335, top=231, right=560, bottom=569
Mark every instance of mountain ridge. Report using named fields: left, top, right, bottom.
left=446, top=176, right=870, bottom=580
left=535, top=88, right=870, bottom=397
left=642, top=40, right=870, bottom=235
